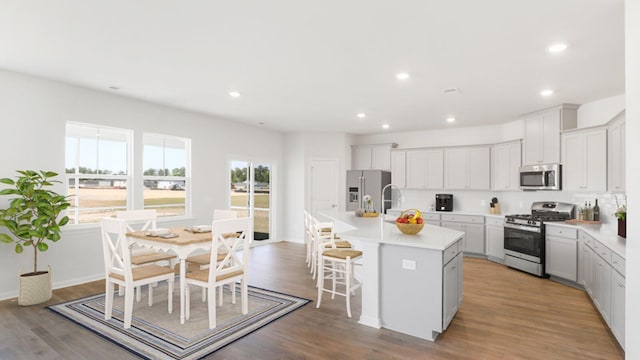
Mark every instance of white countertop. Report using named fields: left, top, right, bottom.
left=389, top=208, right=505, bottom=219
left=389, top=208, right=626, bottom=258
left=545, top=222, right=626, bottom=258
left=320, top=211, right=464, bottom=251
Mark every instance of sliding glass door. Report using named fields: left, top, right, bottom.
left=229, top=160, right=272, bottom=241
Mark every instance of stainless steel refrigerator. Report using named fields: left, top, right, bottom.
left=346, top=170, right=392, bottom=213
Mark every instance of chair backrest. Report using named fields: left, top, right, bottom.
left=208, top=217, right=251, bottom=282
left=213, top=209, right=238, bottom=220
left=312, top=218, right=336, bottom=250
left=116, top=209, right=157, bottom=232
left=101, top=217, right=133, bottom=282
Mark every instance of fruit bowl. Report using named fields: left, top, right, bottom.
left=396, top=222, right=424, bottom=235
left=395, top=208, right=425, bottom=235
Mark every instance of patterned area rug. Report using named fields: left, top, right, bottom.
left=49, top=282, right=309, bottom=359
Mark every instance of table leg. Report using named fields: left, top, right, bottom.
left=180, top=258, right=186, bottom=324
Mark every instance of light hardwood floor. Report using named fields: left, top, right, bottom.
left=0, top=242, right=624, bottom=359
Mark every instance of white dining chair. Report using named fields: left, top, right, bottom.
left=185, top=209, right=238, bottom=302
left=116, top=209, right=176, bottom=301
left=101, top=217, right=175, bottom=329
left=315, top=220, right=362, bottom=318
left=185, top=217, right=251, bottom=329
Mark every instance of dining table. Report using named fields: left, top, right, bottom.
left=126, top=227, right=212, bottom=324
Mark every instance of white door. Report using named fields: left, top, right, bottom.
left=309, top=159, right=339, bottom=216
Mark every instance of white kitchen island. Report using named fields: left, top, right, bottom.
left=320, top=211, right=465, bottom=341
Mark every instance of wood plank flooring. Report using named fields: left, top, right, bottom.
left=0, top=242, right=624, bottom=359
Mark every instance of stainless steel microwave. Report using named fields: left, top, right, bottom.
left=519, top=164, right=561, bottom=191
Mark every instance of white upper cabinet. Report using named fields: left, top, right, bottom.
left=405, top=149, right=443, bottom=189
left=390, top=150, right=406, bottom=188
left=523, top=105, right=578, bottom=165
left=352, top=143, right=397, bottom=170
left=406, top=150, right=427, bottom=188
left=425, top=149, right=444, bottom=189
left=444, top=147, right=490, bottom=190
left=608, top=114, right=626, bottom=192
left=562, top=128, right=607, bottom=192
left=492, top=140, right=521, bottom=191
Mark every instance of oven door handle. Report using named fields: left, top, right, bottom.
left=504, top=223, right=541, bottom=233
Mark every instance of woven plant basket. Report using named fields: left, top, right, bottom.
left=396, top=209, right=424, bottom=235
left=18, top=266, right=52, bottom=306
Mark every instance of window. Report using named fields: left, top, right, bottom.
left=143, top=133, right=190, bottom=217
left=65, top=122, right=132, bottom=224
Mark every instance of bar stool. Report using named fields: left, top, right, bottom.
left=315, top=221, right=362, bottom=318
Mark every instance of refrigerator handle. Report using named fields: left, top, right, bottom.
left=359, top=176, right=365, bottom=210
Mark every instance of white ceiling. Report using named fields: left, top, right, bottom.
left=0, top=0, right=625, bottom=134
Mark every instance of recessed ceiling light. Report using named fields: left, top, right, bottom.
left=357, top=113, right=366, bottom=119
left=548, top=43, right=568, bottom=53
left=229, top=91, right=241, bottom=98
left=446, top=117, right=456, bottom=123
left=382, top=124, right=390, bottom=129
left=396, top=73, right=410, bottom=80
left=540, top=89, right=554, bottom=97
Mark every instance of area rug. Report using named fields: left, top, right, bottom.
left=48, top=282, right=310, bottom=359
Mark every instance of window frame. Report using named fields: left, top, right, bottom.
left=65, top=122, right=133, bottom=225
left=142, top=133, right=192, bottom=218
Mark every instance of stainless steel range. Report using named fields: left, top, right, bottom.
left=504, top=202, right=575, bottom=277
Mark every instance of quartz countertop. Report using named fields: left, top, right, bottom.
left=388, top=208, right=625, bottom=258
left=320, top=211, right=464, bottom=251
left=388, top=208, right=505, bottom=219
left=545, top=222, right=626, bottom=258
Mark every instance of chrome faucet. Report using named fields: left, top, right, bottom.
left=381, top=184, right=402, bottom=215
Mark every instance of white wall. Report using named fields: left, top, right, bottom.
left=0, top=70, right=285, bottom=300
left=625, top=0, right=639, bottom=357
left=283, top=133, right=306, bottom=243
left=283, top=131, right=351, bottom=243
left=577, top=94, right=625, bottom=128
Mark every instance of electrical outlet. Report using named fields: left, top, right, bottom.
left=480, top=199, right=486, bottom=206
left=402, top=259, right=416, bottom=270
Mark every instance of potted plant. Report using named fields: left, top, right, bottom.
left=0, top=170, right=70, bottom=305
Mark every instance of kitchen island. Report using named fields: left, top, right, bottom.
left=320, top=212, right=465, bottom=341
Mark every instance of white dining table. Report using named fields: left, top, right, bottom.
left=127, top=228, right=212, bottom=324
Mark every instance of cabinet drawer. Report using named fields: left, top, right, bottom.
left=423, top=213, right=440, bottom=221
left=611, top=252, right=625, bottom=276
left=592, top=241, right=612, bottom=264
left=443, top=240, right=460, bottom=264
left=545, top=226, right=577, bottom=239
left=580, top=231, right=595, bottom=247
left=440, top=214, right=485, bottom=224
left=486, top=217, right=504, bottom=227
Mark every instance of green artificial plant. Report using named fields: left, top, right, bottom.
left=0, top=170, right=71, bottom=274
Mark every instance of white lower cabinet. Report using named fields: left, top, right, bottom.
left=544, top=225, right=578, bottom=281
left=593, top=254, right=612, bottom=325
left=611, top=270, right=625, bottom=347
left=579, top=230, right=624, bottom=349
left=441, top=215, right=485, bottom=255
left=485, top=218, right=504, bottom=262
left=545, top=235, right=577, bottom=282
left=443, top=242, right=463, bottom=330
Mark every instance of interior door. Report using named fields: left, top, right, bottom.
left=309, top=159, right=339, bottom=216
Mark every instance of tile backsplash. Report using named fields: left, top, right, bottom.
left=397, top=189, right=625, bottom=232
